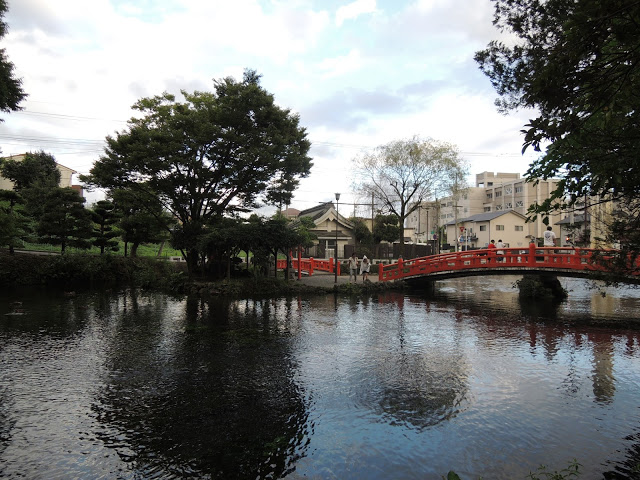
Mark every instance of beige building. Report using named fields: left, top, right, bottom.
left=295, top=202, right=355, bottom=259
left=444, top=210, right=530, bottom=250
left=0, top=153, right=81, bottom=195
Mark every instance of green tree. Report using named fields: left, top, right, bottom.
left=0, top=150, right=60, bottom=192
left=353, top=136, right=466, bottom=257
left=373, top=214, right=401, bottom=245
left=351, top=217, right=374, bottom=246
left=37, top=188, right=93, bottom=252
left=475, top=1, right=640, bottom=221
left=0, top=0, right=27, bottom=123
left=110, top=188, right=171, bottom=257
left=0, top=190, right=31, bottom=254
left=91, top=200, right=120, bottom=254
left=83, top=69, right=312, bottom=275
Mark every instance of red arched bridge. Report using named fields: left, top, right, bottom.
left=378, top=244, right=635, bottom=283
left=278, top=244, right=637, bottom=283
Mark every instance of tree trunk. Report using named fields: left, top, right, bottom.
left=130, top=242, right=139, bottom=257
left=157, top=240, right=165, bottom=256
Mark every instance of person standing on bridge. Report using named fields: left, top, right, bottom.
left=544, top=226, right=557, bottom=247
left=348, top=252, right=359, bottom=283
left=496, top=239, right=505, bottom=262
left=487, top=240, right=497, bottom=260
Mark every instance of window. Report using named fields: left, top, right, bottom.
left=486, top=193, right=493, bottom=200
left=515, top=186, right=523, bottom=193
left=505, top=202, right=512, bottom=209
left=488, top=182, right=493, bottom=186
left=505, top=186, right=512, bottom=194
left=496, top=225, right=505, bottom=231
left=480, top=225, right=487, bottom=231
left=447, top=201, right=453, bottom=207
left=496, top=204, right=503, bottom=210
left=495, top=191, right=502, bottom=198
left=484, top=206, right=491, bottom=212
left=515, top=225, right=523, bottom=231
left=515, top=200, right=524, bottom=208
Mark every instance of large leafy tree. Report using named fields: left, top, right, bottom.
left=110, top=188, right=171, bottom=257
left=83, top=69, right=312, bottom=274
left=0, top=0, right=26, bottom=123
left=353, top=136, right=466, bottom=256
left=475, top=1, right=640, bottom=220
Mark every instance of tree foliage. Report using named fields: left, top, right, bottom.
left=373, top=214, right=401, bottom=244
left=36, top=188, right=93, bottom=252
left=0, top=190, right=31, bottom=253
left=0, top=151, right=60, bottom=192
left=83, top=69, right=312, bottom=273
left=91, top=200, right=120, bottom=254
left=351, top=217, right=374, bottom=246
left=0, top=0, right=27, bottom=122
left=475, top=0, right=640, bottom=213
left=353, top=136, right=466, bottom=255
left=110, top=188, right=171, bottom=257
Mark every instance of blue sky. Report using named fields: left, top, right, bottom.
left=1, top=0, right=540, bottom=214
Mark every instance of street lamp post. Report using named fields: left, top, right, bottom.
left=335, top=192, right=340, bottom=283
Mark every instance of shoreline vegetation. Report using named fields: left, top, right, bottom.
left=0, top=250, right=403, bottom=298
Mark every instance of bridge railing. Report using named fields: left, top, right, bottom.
left=378, top=244, right=617, bottom=282
left=276, top=257, right=340, bottom=276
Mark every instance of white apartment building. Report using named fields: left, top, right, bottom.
left=406, top=171, right=563, bottom=249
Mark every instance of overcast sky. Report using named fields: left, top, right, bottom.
left=1, top=0, right=539, bottom=214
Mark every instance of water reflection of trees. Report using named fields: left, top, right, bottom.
left=0, top=387, right=15, bottom=459
left=341, top=290, right=471, bottom=430
left=92, top=292, right=311, bottom=479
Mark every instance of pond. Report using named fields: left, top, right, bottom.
left=0, top=276, right=639, bottom=479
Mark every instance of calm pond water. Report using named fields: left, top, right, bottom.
left=1, top=276, right=639, bottom=480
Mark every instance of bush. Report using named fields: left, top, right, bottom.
left=0, top=251, right=186, bottom=291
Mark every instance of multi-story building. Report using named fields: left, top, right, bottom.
left=406, top=171, right=564, bottom=250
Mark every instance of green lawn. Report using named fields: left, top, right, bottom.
left=17, top=241, right=183, bottom=258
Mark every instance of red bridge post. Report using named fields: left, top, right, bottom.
left=528, top=241, right=536, bottom=266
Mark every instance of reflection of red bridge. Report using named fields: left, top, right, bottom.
left=378, top=244, right=633, bottom=282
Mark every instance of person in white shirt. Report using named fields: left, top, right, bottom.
left=496, top=239, right=505, bottom=262
left=543, top=226, right=557, bottom=247
left=360, top=255, right=371, bottom=282
left=347, top=253, right=359, bottom=283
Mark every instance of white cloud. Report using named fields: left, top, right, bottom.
left=0, top=0, right=537, bottom=212
left=335, top=0, right=377, bottom=27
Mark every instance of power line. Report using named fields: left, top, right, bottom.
left=13, top=110, right=127, bottom=123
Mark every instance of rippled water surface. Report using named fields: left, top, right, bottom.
left=1, top=277, right=639, bottom=479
